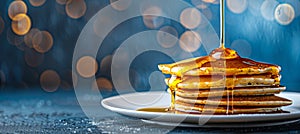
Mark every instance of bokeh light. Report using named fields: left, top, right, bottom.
left=110, top=0, right=132, bottom=11
left=32, top=31, right=54, bottom=53
left=203, top=0, right=219, bottom=4
left=100, top=55, right=112, bottom=77
left=260, top=0, right=279, bottom=21
left=180, top=8, right=201, bottom=29
left=226, top=0, right=248, bottom=14
left=230, top=39, right=252, bottom=57
left=11, top=13, right=31, bottom=36
left=66, top=0, right=87, bottom=19
left=142, top=6, right=164, bottom=29
left=179, top=31, right=201, bottom=52
left=76, top=56, right=98, bottom=78
left=24, top=48, right=44, bottom=67
left=92, top=77, right=113, bottom=91
left=56, top=0, right=68, bottom=5
left=8, top=0, right=27, bottom=19
left=24, top=28, right=40, bottom=48
left=0, top=17, right=4, bottom=34
left=40, top=70, right=61, bottom=92
left=156, top=26, right=178, bottom=48
left=29, top=0, right=46, bottom=7
left=274, top=3, right=295, bottom=25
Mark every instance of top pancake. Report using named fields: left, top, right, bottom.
left=158, top=48, right=280, bottom=77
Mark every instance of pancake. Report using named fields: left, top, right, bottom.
left=165, top=74, right=280, bottom=89
left=158, top=48, right=280, bottom=77
left=175, top=95, right=292, bottom=107
left=175, top=101, right=283, bottom=114
left=172, top=86, right=286, bottom=98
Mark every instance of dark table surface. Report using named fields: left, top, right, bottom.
left=1, top=89, right=300, bottom=134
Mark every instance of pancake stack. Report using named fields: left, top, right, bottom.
left=158, top=48, right=292, bottom=114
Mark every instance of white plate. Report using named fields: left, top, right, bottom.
left=101, top=91, right=300, bottom=127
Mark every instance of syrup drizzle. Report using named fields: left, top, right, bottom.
left=220, top=0, right=225, bottom=49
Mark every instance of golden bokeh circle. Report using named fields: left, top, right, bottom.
left=92, top=77, right=113, bottom=91
left=32, top=31, right=54, bottom=53
left=66, top=0, right=87, bottom=19
left=157, top=26, right=178, bottom=48
left=76, top=56, right=98, bottom=78
left=8, top=0, right=27, bottom=19
left=11, top=13, right=31, bottom=36
left=40, top=70, right=61, bottom=92
left=179, top=31, right=202, bottom=52
left=0, top=17, right=5, bottom=34
left=24, top=28, right=40, bottom=48
left=180, top=8, right=201, bottom=29
left=29, top=0, right=46, bottom=7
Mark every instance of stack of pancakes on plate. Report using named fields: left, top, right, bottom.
left=158, top=48, right=292, bottom=114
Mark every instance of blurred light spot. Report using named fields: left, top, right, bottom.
left=66, top=0, right=87, bottom=19
left=203, top=0, right=216, bottom=4
left=203, top=0, right=219, bottom=4
left=92, top=77, right=113, bottom=91
left=24, top=48, right=44, bottom=67
left=56, top=0, right=68, bottom=5
left=110, top=0, right=132, bottom=11
left=191, top=0, right=208, bottom=9
left=0, top=17, right=4, bottom=34
left=0, top=70, right=5, bottom=88
left=8, top=0, right=27, bottom=19
left=142, top=6, right=164, bottom=29
left=230, top=39, right=252, bottom=57
left=76, top=56, right=98, bottom=78
left=7, top=28, right=23, bottom=46
left=179, top=31, right=201, bottom=52
left=180, top=8, right=201, bottom=29
left=100, top=55, right=112, bottom=77
left=156, top=26, right=178, bottom=48
left=227, top=0, right=248, bottom=14
left=260, top=0, right=279, bottom=21
left=24, top=28, right=40, bottom=48
left=29, top=0, right=46, bottom=7
left=40, top=70, right=61, bottom=92
left=274, top=4, right=295, bottom=25
left=32, top=31, right=53, bottom=53
left=11, top=13, right=31, bottom=36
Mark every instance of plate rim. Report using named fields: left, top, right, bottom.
left=101, top=91, right=300, bottom=123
